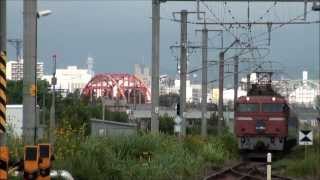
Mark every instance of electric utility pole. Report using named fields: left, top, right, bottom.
left=201, top=28, right=208, bottom=137
left=234, top=56, right=239, bottom=112
left=218, top=39, right=239, bottom=135
left=195, top=28, right=223, bottom=137
left=50, top=55, right=57, bottom=144
left=218, top=52, right=224, bottom=135
left=173, top=10, right=205, bottom=136
left=23, top=0, right=37, bottom=144
left=151, top=0, right=160, bottom=133
left=180, top=10, right=188, bottom=136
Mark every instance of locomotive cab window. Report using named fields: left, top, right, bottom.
left=262, top=103, right=286, bottom=112
left=237, top=103, right=259, bottom=112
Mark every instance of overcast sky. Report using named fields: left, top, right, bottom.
left=6, top=1, right=320, bottom=85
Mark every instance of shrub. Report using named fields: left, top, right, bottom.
left=159, top=115, right=174, bottom=134
left=275, top=134, right=320, bottom=179
left=7, top=130, right=238, bottom=179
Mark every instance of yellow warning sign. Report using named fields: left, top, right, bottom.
left=212, top=88, right=219, bottom=103
left=29, top=84, right=37, bottom=96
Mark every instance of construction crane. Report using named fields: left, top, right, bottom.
left=7, top=38, right=23, bottom=61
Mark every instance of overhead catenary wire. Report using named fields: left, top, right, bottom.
left=163, top=1, right=318, bottom=88
left=252, top=9, right=317, bottom=42
left=255, top=1, right=278, bottom=22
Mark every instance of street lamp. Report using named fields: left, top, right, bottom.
left=37, top=10, right=52, bottom=18
left=34, top=9, right=52, bottom=144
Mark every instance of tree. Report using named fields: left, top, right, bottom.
left=6, top=80, right=50, bottom=105
left=6, top=80, right=23, bottom=104
left=159, top=114, right=174, bottom=134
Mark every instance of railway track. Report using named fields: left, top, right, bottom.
left=203, top=161, right=294, bottom=180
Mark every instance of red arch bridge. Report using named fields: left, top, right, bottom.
left=82, top=73, right=151, bottom=103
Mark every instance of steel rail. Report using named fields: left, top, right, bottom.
left=203, top=162, right=295, bottom=180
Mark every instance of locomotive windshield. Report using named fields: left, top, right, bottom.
left=238, top=103, right=259, bottom=112
left=262, top=103, right=286, bottom=112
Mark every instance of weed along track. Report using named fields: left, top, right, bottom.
left=203, top=161, right=294, bottom=180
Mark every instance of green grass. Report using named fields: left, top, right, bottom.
left=274, top=134, right=320, bottom=179
left=52, top=133, right=238, bottom=180
left=6, top=129, right=238, bottom=179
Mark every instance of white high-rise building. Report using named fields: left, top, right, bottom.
left=6, top=60, right=44, bottom=80
left=87, top=56, right=94, bottom=77
left=174, top=79, right=202, bottom=103
left=289, top=71, right=320, bottom=106
left=134, top=64, right=151, bottom=88
left=43, top=66, right=93, bottom=93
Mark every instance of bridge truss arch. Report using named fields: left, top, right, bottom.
left=82, top=73, right=151, bottom=104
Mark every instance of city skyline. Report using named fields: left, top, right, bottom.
left=6, top=1, right=320, bottom=80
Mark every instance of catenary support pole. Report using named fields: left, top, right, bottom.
left=218, top=52, right=224, bottom=135
left=201, top=28, right=208, bottom=137
left=247, top=74, right=251, bottom=91
left=180, top=10, right=188, bottom=136
left=23, top=0, right=37, bottom=144
left=233, top=56, right=239, bottom=112
left=50, top=55, right=56, bottom=145
left=151, top=0, right=160, bottom=133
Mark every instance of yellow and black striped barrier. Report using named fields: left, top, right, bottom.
left=0, top=51, right=8, bottom=180
left=0, top=146, right=9, bottom=180
left=0, top=51, right=6, bottom=134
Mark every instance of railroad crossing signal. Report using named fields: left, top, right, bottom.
left=299, top=130, right=313, bottom=145
left=0, top=146, right=9, bottom=180
left=24, top=146, right=40, bottom=180
left=37, top=144, right=53, bottom=180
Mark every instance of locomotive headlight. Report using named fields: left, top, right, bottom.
left=272, top=97, right=276, bottom=101
left=246, top=96, right=250, bottom=101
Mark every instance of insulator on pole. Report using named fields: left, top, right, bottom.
left=267, top=23, right=272, bottom=46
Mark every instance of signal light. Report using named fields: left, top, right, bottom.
left=24, top=146, right=39, bottom=180
left=0, top=146, right=9, bottom=180
left=176, top=103, right=180, bottom=116
left=37, top=144, right=52, bottom=180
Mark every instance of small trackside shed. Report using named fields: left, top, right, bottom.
left=90, top=118, right=137, bottom=137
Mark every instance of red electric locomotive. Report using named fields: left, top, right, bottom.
left=235, top=72, right=296, bottom=152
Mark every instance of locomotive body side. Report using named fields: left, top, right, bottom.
left=235, top=96, right=290, bottom=151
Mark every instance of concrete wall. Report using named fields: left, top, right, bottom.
left=6, top=105, right=23, bottom=136
left=90, top=119, right=137, bottom=137
left=6, top=105, right=46, bottom=139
